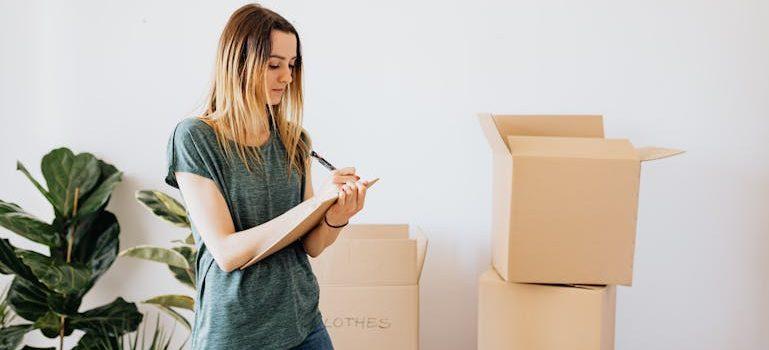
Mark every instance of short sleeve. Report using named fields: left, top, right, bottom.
left=165, top=119, right=216, bottom=189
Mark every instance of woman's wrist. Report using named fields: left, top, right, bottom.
left=323, top=212, right=348, bottom=228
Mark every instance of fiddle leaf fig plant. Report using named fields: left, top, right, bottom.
left=0, top=147, right=142, bottom=349
left=119, top=190, right=196, bottom=332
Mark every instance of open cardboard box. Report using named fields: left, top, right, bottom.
left=478, top=268, right=616, bottom=350
left=478, top=114, right=683, bottom=285
left=310, top=224, right=428, bottom=350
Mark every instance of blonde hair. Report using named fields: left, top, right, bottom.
left=198, top=3, right=310, bottom=178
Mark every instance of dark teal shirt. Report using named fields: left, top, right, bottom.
left=165, top=117, right=322, bottom=349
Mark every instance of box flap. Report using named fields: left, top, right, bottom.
left=481, top=270, right=609, bottom=292
left=569, top=284, right=608, bottom=291
left=478, top=114, right=605, bottom=155
left=413, top=226, right=428, bottom=280
left=311, top=224, right=426, bottom=286
left=635, top=146, right=685, bottom=162
left=478, top=113, right=511, bottom=156
left=490, top=114, right=605, bottom=139
left=506, top=136, right=637, bottom=160
left=339, top=224, right=409, bottom=239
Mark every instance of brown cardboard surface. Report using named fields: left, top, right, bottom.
left=339, top=224, right=410, bottom=239
left=239, top=179, right=379, bottom=270
left=487, top=114, right=605, bottom=139
left=507, top=135, right=639, bottom=285
left=635, top=146, right=685, bottom=161
left=478, top=268, right=616, bottom=350
left=310, top=225, right=427, bottom=285
left=506, top=136, right=637, bottom=159
left=478, top=113, right=683, bottom=285
left=320, top=285, right=419, bottom=350
left=311, top=224, right=428, bottom=350
left=312, top=238, right=417, bottom=285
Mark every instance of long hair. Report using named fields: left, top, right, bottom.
left=198, top=3, right=310, bottom=178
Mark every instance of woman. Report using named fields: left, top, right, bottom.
left=164, top=3, right=368, bottom=349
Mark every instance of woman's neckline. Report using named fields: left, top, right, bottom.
left=197, top=118, right=274, bottom=149
left=224, top=131, right=272, bottom=149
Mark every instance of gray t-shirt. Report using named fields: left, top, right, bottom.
left=165, top=117, right=322, bottom=349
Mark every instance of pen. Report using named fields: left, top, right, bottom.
left=310, top=150, right=337, bottom=171
left=310, top=150, right=379, bottom=187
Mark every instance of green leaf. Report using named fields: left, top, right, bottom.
left=46, top=291, right=81, bottom=316
left=119, top=246, right=189, bottom=269
left=173, top=246, right=195, bottom=270
left=78, top=161, right=122, bottom=218
left=143, top=294, right=193, bottom=311
left=72, top=332, right=119, bottom=350
left=69, top=297, right=142, bottom=337
left=70, top=211, right=120, bottom=282
left=151, top=304, right=191, bottom=332
left=0, top=239, right=37, bottom=281
left=170, top=233, right=196, bottom=245
left=169, top=246, right=195, bottom=289
left=168, top=265, right=195, bottom=290
left=15, top=161, right=62, bottom=219
left=170, top=233, right=196, bottom=247
left=40, top=148, right=101, bottom=219
left=0, top=288, right=12, bottom=326
left=0, top=200, right=62, bottom=247
left=0, top=262, right=10, bottom=276
left=0, top=324, right=33, bottom=350
left=17, top=251, right=92, bottom=295
left=135, top=190, right=189, bottom=227
left=7, top=277, right=50, bottom=321
left=33, top=311, right=73, bottom=338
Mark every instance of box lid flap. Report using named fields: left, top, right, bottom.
left=414, top=226, right=428, bottom=280
left=506, top=136, right=637, bottom=160
left=310, top=224, right=427, bottom=286
left=339, top=224, right=409, bottom=239
left=478, top=114, right=605, bottom=156
left=490, top=114, right=605, bottom=138
left=635, top=146, right=685, bottom=162
left=480, top=270, right=610, bottom=292
left=478, top=113, right=511, bottom=156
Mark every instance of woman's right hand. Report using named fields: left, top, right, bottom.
left=330, top=167, right=359, bottom=190
left=316, top=166, right=367, bottom=226
left=325, top=178, right=369, bottom=227
left=317, top=167, right=359, bottom=200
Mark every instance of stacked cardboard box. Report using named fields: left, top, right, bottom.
left=309, top=224, right=428, bottom=350
left=477, top=114, right=682, bottom=349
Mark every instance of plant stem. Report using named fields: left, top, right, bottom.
left=60, top=187, right=80, bottom=350
left=66, top=187, right=80, bottom=263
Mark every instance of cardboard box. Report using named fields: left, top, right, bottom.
left=478, top=268, right=616, bottom=350
left=310, top=224, right=428, bottom=350
left=478, top=114, right=683, bottom=285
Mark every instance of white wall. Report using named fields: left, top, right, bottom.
left=1, top=1, right=767, bottom=349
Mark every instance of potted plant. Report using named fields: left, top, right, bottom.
left=0, top=148, right=143, bottom=349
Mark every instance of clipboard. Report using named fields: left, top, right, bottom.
left=239, top=178, right=380, bottom=270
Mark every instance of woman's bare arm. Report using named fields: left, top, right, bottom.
left=175, top=171, right=325, bottom=272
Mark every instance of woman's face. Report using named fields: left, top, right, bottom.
left=266, top=30, right=297, bottom=105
